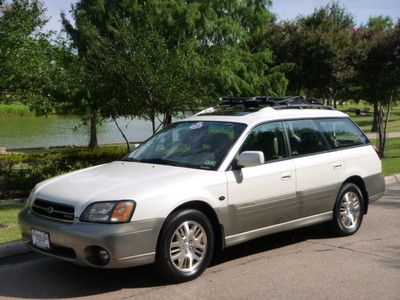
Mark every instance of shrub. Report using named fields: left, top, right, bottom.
left=0, top=147, right=128, bottom=198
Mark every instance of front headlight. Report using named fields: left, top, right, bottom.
left=80, top=200, right=136, bottom=223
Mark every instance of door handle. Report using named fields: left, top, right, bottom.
left=333, top=163, right=342, bottom=170
left=281, top=173, right=292, bottom=181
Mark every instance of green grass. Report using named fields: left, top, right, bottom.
left=370, top=137, right=400, bottom=175
left=379, top=138, right=400, bottom=176
left=382, top=157, right=400, bottom=176
left=0, top=103, right=31, bottom=116
left=0, top=204, right=23, bottom=244
left=338, top=102, right=400, bottom=133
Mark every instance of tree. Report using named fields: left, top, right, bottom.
left=84, top=1, right=212, bottom=135
left=356, top=16, right=395, bottom=132
left=59, top=0, right=128, bottom=148
left=0, top=0, right=54, bottom=113
left=265, top=2, right=357, bottom=105
left=61, top=0, right=289, bottom=147
left=356, top=22, right=400, bottom=156
left=195, top=0, right=288, bottom=98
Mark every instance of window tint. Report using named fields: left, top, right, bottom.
left=127, top=121, right=247, bottom=170
left=286, top=119, right=329, bottom=156
left=241, top=122, right=287, bottom=162
left=316, top=118, right=367, bottom=148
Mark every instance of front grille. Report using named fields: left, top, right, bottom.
left=31, top=199, right=75, bottom=223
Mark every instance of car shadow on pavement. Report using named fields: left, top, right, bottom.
left=213, top=222, right=335, bottom=265
left=0, top=222, right=336, bottom=299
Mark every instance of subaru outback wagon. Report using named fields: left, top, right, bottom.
left=19, top=100, right=385, bottom=282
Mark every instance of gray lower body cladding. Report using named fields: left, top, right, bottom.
left=18, top=208, right=164, bottom=268
left=364, top=173, right=385, bottom=204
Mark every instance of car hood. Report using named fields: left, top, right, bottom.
left=34, top=161, right=208, bottom=211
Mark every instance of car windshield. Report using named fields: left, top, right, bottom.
left=124, top=121, right=247, bottom=170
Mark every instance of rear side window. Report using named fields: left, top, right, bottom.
left=241, top=122, right=287, bottom=162
left=286, top=120, right=329, bottom=156
left=316, top=118, right=367, bottom=149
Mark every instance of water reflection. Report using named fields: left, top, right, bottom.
left=0, top=115, right=164, bottom=149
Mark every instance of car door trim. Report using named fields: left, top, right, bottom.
left=225, top=211, right=332, bottom=247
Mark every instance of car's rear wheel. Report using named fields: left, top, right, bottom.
left=155, top=209, right=214, bottom=283
left=332, top=183, right=364, bottom=236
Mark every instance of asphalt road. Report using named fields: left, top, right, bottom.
left=1, top=184, right=399, bottom=300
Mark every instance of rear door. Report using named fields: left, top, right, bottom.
left=285, top=119, right=345, bottom=218
left=225, top=121, right=297, bottom=235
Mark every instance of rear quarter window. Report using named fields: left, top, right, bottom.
left=316, top=118, right=368, bottom=149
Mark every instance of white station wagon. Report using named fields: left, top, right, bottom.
left=19, top=98, right=385, bottom=282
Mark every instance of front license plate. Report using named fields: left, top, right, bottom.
left=31, top=229, right=51, bottom=250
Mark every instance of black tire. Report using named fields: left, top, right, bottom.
left=332, top=183, right=364, bottom=236
left=155, top=209, right=214, bottom=283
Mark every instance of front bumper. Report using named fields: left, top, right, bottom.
left=18, top=207, right=164, bottom=268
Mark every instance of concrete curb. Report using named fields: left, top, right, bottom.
left=385, top=173, right=400, bottom=186
left=0, top=240, right=30, bottom=259
left=1, top=172, right=400, bottom=260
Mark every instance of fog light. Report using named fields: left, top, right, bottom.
left=85, top=246, right=110, bottom=266
left=98, top=249, right=110, bottom=265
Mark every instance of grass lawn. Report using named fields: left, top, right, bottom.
left=338, top=102, right=400, bottom=133
left=378, top=138, right=400, bottom=176
left=0, top=204, right=23, bottom=244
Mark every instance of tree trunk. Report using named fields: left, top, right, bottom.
left=113, top=118, right=130, bottom=152
left=379, top=92, right=393, bottom=158
left=88, top=111, right=98, bottom=148
left=151, top=114, right=156, bottom=134
left=371, top=102, right=379, bottom=132
left=163, top=112, right=172, bottom=128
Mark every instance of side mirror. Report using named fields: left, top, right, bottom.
left=236, top=151, right=265, bottom=168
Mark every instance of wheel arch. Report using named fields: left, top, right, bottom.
left=342, top=175, right=369, bottom=214
left=157, top=200, right=225, bottom=259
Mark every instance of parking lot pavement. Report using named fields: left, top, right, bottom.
left=0, top=184, right=399, bottom=300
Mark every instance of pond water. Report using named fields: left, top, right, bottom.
left=0, top=115, right=170, bottom=149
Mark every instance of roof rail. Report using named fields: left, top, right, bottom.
left=195, top=107, right=215, bottom=116
left=273, top=104, right=335, bottom=110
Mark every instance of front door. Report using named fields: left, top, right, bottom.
left=225, top=121, right=297, bottom=236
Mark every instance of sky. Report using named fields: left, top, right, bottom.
left=43, top=0, right=400, bottom=33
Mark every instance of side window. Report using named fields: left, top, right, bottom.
left=286, top=119, right=329, bottom=156
left=241, top=122, right=287, bottom=162
left=316, top=118, right=367, bottom=148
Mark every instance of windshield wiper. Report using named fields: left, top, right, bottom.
left=135, top=158, right=185, bottom=167
left=121, top=157, right=140, bottom=162
left=122, top=157, right=205, bottom=169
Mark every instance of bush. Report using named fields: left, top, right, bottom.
left=0, top=147, right=128, bottom=198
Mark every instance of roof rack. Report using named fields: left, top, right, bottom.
left=219, top=96, right=334, bottom=110
left=220, top=96, right=275, bottom=107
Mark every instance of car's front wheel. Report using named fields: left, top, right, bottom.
left=155, top=209, right=214, bottom=283
left=332, top=183, right=364, bottom=236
